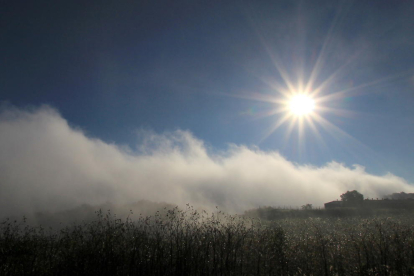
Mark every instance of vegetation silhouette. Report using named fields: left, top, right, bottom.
left=2, top=200, right=414, bottom=275
left=340, top=190, right=364, bottom=206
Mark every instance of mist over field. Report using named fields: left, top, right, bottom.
left=1, top=105, right=413, bottom=218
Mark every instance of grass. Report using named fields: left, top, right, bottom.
left=2, top=206, right=414, bottom=275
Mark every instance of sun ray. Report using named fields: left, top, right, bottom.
left=316, top=106, right=363, bottom=118
left=236, top=3, right=414, bottom=161
left=305, top=115, right=328, bottom=148
left=235, top=0, right=414, bottom=165
left=311, top=113, right=373, bottom=153
left=305, top=6, right=343, bottom=95
left=220, top=91, right=280, bottom=104
left=310, top=49, right=363, bottom=98
left=259, top=113, right=293, bottom=143
left=265, top=50, right=296, bottom=93
left=284, top=116, right=298, bottom=142
left=262, top=79, right=293, bottom=99
left=317, top=70, right=413, bottom=104
left=241, top=6, right=297, bottom=98
left=242, top=107, right=286, bottom=124
left=297, top=116, right=305, bottom=143
left=256, top=33, right=298, bottom=94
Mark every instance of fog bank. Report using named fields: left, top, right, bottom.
left=1, top=105, right=413, bottom=218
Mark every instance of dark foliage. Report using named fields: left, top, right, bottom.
left=385, top=192, right=414, bottom=200
left=341, top=190, right=364, bottom=206
left=2, top=207, right=414, bottom=275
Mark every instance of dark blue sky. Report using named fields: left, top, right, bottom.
left=2, top=0, right=414, bottom=181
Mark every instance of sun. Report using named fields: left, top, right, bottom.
left=288, top=94, right=315, bottom=116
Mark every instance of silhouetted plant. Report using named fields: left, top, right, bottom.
left=2, top=207, right=414, bottom=275
left=341, top=190, right=364, bottom=207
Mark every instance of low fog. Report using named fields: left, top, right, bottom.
left=1, top=105, right=413, bottom=219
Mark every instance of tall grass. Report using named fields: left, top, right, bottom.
left=1, top=206, right=414, bottom=275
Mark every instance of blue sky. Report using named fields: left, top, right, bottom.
left=1, top=0, right=414, bottom=213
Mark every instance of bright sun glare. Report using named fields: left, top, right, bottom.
left=289, top=94, right=315, bottom=116
left=230, top=29, right=369, bottom=146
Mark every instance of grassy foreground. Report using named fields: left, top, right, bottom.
left=2, top=207, right=414, bottom=275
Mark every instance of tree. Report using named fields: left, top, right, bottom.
left=301, top=204, right=313, bottom=210
left=340, top=190, right=364, bottom=206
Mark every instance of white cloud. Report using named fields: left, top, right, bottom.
left=0, top=105, right=413, bottom=218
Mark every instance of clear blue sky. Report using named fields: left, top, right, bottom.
left=2, top=0, right=414, bottom=181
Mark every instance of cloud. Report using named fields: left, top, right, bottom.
left=0, top=105, right=413, bottom=218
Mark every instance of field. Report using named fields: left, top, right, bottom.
left=2, top=206, right=414, bottom=275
